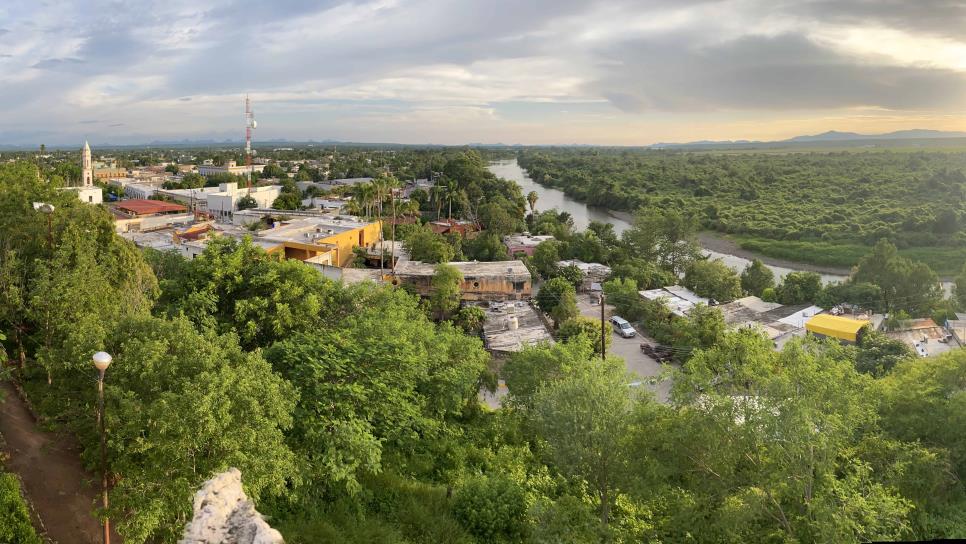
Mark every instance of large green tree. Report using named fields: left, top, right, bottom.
left=430, top=263, right=463, bottom=320
left=151, top=236, right=336, bottom=350
left=531, top=360, right=632, bottom=527
left=102, top=316, right=297, bottom=543
left=684, top=259, right=742, bottom=303
left=535, top=277, right=578, bottom=329
left=264, top=286, right=487, bottom=495
left=740, top=259, right=775, bottom=297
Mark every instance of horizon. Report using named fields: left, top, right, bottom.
left=2, top=1, right=966, bottom=145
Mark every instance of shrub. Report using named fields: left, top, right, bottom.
left=452, top=476, right=528, bottom=543
left=0, top=472, right=42, bottom=544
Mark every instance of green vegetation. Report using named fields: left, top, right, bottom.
left=0, top=472, right=42, bottom=544
left=519, top=148, right=966, bottom=273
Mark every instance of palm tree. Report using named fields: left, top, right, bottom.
left=527, top=191, right=538, bottom=214
left=352, top=183, right=375, bottom=218
left=431, top=181, right=445, bottom=220
left=443, top=178, right=461, bottom=221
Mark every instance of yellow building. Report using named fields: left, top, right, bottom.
left=252, top=216, right=381, bottom=267
left=805, top=314, right=870, bottom=343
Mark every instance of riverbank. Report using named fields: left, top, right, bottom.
left=696, top=232, right=855, bottom=276
left=606, top=209, right=853, bottom=276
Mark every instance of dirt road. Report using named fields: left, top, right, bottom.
left=0, top=381, right=120, bottom=543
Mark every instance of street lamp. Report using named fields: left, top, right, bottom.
left=92, top=351, right=112, bottom=544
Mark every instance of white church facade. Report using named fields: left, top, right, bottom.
left=64, top=141, right=103, bottom=204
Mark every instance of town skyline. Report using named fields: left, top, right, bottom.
left=3, top=0, right=966, bottom=146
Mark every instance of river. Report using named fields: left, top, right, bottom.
left=488, top=158, right=851, bottom=284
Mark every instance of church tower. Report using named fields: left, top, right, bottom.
left=81, top=140, right=93, bottom=186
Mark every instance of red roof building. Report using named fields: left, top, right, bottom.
left=115, top=199, right=187, bottom=216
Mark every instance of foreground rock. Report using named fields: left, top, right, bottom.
left=180, top=468, right=284, bottom=544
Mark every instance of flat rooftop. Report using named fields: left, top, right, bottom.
left=256, top=216, right=375, bottom=243
left=394, top=260, right=530, bottom=279
left=476, top=301, right=553, bottom=354
left=504, top=234, right=554, bottom=247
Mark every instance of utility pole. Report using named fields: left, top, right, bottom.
left=390, top=187, right=397, bottom=273
left=600, top=292, right=606, bottom=360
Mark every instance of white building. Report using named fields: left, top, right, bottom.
left=156, top=182, right=282, bottom=220
left=198, top=160, right=265, bottom=177
left=63, top=141, right=103, bottom=204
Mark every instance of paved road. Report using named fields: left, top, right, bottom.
left=577, top=295, right=672, bottom=403
left=0, top=381, right=120, bottom=543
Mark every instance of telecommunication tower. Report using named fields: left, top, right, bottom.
left=245, top=94, right=257, bottom=191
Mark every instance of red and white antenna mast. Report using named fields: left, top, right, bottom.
left=245, top=94, right=256, bottom=192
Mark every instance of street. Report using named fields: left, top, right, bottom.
left=577, top=295, right=672, bottom=403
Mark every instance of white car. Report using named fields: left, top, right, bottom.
left=609, top=316, right=637, bottom=338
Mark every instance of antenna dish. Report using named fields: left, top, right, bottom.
left=251, top=120, right=257, bottom=129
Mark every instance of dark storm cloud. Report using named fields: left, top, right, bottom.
left=587, top=33, right=966, bottom=112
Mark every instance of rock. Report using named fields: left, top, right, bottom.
left=179, top=468, right=284, bottom=544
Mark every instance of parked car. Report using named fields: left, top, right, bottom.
left=609, top=316, right=637, bottom=338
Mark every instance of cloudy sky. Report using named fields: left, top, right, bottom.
left=2, top=0, right=966, bottom=146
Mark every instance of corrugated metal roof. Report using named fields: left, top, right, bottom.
left=116, top=199, right=187, bottom=215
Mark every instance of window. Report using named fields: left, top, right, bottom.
left=513, top=281, right=525, bottom=292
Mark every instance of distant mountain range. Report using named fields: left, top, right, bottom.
left=652, top=129, right=966, bottom=149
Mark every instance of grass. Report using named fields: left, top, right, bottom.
left=734, top=236, right=966, bottom=277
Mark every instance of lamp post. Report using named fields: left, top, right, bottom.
left=92, top=351, right=112, bottom=544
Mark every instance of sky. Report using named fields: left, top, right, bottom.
left=2, top=0, right=966, bottom=146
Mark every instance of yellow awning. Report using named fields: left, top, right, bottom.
left=805, top=314, right=869, bottom=342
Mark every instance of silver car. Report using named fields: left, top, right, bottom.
left=609, top=316, right=637, bottom=338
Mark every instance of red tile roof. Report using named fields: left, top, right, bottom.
left=116, top=199, right=187, bottom=215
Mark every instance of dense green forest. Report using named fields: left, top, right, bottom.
left=2, top=156, right=966, bottom=542
left=517, top=148, right=966, bottom=274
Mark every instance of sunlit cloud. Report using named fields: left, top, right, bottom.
left=0, top=0, right=964, bottom=145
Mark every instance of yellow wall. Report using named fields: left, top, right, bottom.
left=318, top=221, right=382, bottom=267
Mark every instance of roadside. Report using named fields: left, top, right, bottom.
left=0, top=380, right=119, bottom=544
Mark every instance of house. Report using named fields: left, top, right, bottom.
left=391, top=260, right=532, bottom=301
left=805, top=314, right=869, bottom=344
left=556, top=259, right=612, bottom=290
left=639, top=286, right=710, bottom=317
left=473, top=300, right=553, bottom=357
left=429, top=219, right=479, bottom=237
left=244, top=215, right=382, bottom=267
left=503, top=234, right=554, bottom=257
left=944, top=318, right=966, bottom=347
left=717, top=296, right=822, bottom=348
left=112, top=199, right=195, bottom=233
left=198, top=160, right=266, bottom=177
left=156, top=182, right=282, bottom=220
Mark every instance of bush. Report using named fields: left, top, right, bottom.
left=452, top=476, right=528, bottom=542
left=558, top=316, right=610, bottom=355
left=0, top=472, right=42, bottom=544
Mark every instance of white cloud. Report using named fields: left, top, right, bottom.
left=1, top=0, right=965, bottom=145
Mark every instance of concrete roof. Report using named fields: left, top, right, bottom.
left=476, top=301, right=553, bottom=354
left=394, top=260, right=530, bottom=280
left=256, top=216, right=374, bottom=243
left=504, top=234, right=554, bottom=247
